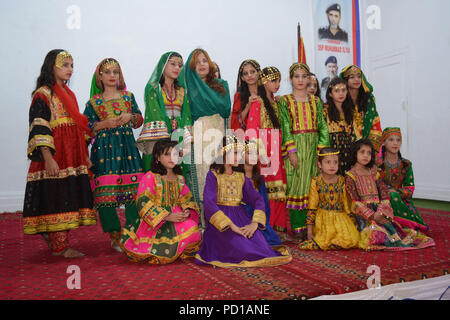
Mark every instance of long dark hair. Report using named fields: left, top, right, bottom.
left=235, top=162, right=263, bottom=189
left=349, top=138, right=375, bottom=168
left=258, top=85, right=280, bottom=129
left=160, top=52, right=182, bottom=90
left=150, top=139, right=183, bottom=175
left=32, top=49, right=66, bottom=96
left=308, top=72, right=322, bottom=99
left=325, top=77, right=355, bottom=125
left=341, top=74, right=370, bottom=113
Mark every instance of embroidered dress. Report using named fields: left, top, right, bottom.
left=323, top=104, right=362, bottom=175
left=339, top=66, right=382, bottom=151
left=246, top=98, right=288, bottom=232
left=120, top=172, right=202, bottom=264
left=299, top=175, right=359, bottom=250
left=195, top=170, right=291, bottom=267
left=24, top=86, right=97, bottom=235
left=345, top=168, right=435, bottom=251
left=278, top=94, right=330, bottom=235
left=84, top=91, right=144, bottom=209
left=377, top=156, right=429, bottom=233
left=242, top=178, right=282, bottom=247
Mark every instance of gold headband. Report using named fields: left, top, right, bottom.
left=258, top=67, right=281, bottom=85
left=100, top=59, right=120, bottom=74
left=239, top=59, right=261, bottom=74
left=55, top=51, right=72, bottom=69
left=342, top=66, right=361, bottom=78
left=289, top=63, right=310, bottom=78
left=221, top=135, right=245, bottom=155
left=317, top=150, right=340, bottom=156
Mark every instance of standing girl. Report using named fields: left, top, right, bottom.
left=179, top=48, right=231, bottom=215
left=230, top=59, right=261, bottom=131
left=136, top=52, right=198, bottom=205
left=339, top=65, right=382, bottom=152
left=306, top=73, right=322, bottom=103
left=323, top=77, right=362, bottom=175
left=299, top=147, right=359, bottom=250
left=345, top=139, right=434, bottom=250
left=84, top=58, right=144, bottom=252
left=195, top=136, right=291, bottom=267
left=377, top=127, right=429, bottom=233
left=278, top=63, right=330, bottom=239
left=120, top=139, right=202, bottom=264
left=245, top=66, right=289, bottom=235
left=24, top=49, right=97, bottom=258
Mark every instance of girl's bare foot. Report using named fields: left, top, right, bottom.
left=52, top=247, right=85, bottom=258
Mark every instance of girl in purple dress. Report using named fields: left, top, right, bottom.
left=195, top=135, right=292, bottom=268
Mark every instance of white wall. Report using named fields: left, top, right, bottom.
left=1, top=0, right=449, bottom=212
left=0, top=0, right=315, bottom=212
left=359, top=0, right=450, bottom=201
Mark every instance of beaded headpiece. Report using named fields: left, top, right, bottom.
left=381, top=127, right=402, bottom=145
left=221, top=135, right=245, bottom=155
left=258, top=66, right=281, bottom=85
left=99, top=58, right=120, bottom=74
left=317, top=150, right=340, bottom=156
left=342, top=65, right=361, bottom=78
left=55, top=51, right=72, bottom=69
left=239, top=59, right=261, bottom=74
left=289, top=62, right=310, bottom=78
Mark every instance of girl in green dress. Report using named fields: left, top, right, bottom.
left=278, top=63, right=330, bottom=240
left=84, top=58, right=144, bottom=252
left=377, top=127, right=429, bottom=234
left=136, top=52, right=198, bottom=207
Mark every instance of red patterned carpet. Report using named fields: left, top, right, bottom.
left=0, top=208, right=448, bottom=300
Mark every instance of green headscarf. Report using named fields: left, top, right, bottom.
left=143, top=51, right=192, bottom=134
left=179, top=50, right=231, bottom=122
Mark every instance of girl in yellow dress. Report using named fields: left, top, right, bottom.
left=299, top=147, right=359, bottom=250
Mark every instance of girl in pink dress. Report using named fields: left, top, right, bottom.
left=120, top=139, right=202, bottom=264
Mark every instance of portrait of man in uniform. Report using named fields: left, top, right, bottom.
left=320, top=55, right=339, bottom=94
left=318, top=3, right=348, bottom=42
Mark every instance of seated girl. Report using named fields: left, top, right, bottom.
left=345, top=139, right=434, bottom=250
left=236, top=140, right=282, bottom=247
left=299, top=147, right=360, bottom=250
left=377, top=127, right=429, bottom=234
left=195, top=135, right=291, bottom=267
left=120, top=139, right=202, bottom=264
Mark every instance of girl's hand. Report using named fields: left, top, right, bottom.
left=373, top=211, right=389, bottom=225
left=288, top=152, right=299, bottom=170
left=230, top=223, right=246, bottom=237
left=164, top=211, right=187, bottom=223
left=45, top=158, right=59, bottom=176
left=182, top=209, right=191, bottom=218
left=241, top=222, right=258, bottom=238
left=248, top=95, right=259, bottom=104
left=116, top=113, right=133, bottom=126
left=86, top=156, right=93, bottom=169
left=274, top=95, right=281, bottom=102
left=102, top=118, right=120, bottom=129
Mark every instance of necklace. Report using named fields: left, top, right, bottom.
left=385, top=158, right=401, bottom=169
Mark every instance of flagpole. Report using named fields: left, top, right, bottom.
left=297, top=23, right=301, bottom=62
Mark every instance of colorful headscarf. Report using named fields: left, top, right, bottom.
left=90, top=58, right=126, bottom=98
left=381, top=127, right=402, bottom=145
left=289, top=62, right=310, bottom=78
left=339, top=65, right=372, bottom=94
left=178, top=49, right=231, bottom=122
left=258, top=66, right=281, bottom=86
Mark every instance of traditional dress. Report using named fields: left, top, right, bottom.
left=278, top=93, right=330, bottom=236
left=377, top=156, right=429, bottom=233
left=299, top=175, right=359, bottom=250
left=179, top=50, right=231, bottom=207
left=339, top=65, right=382, bottom=152
left=246, top=97, right=288, bottom=232
left=345, top=168, right=435, bottom=250
left=242, top=178, right=282, bottom=247
left=136, top=52, right=197, bottom=206
left=84, top=68, right=144, bottom=242
left=195, top=170, right=291, bottom=267
left=323, top=104, right=362, bottom=175
left=24, top=84, right=97, bottom=253
left=120, top=172, right=202, bottom=264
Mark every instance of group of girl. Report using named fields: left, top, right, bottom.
left=24, top=48, right=434, bottom=265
